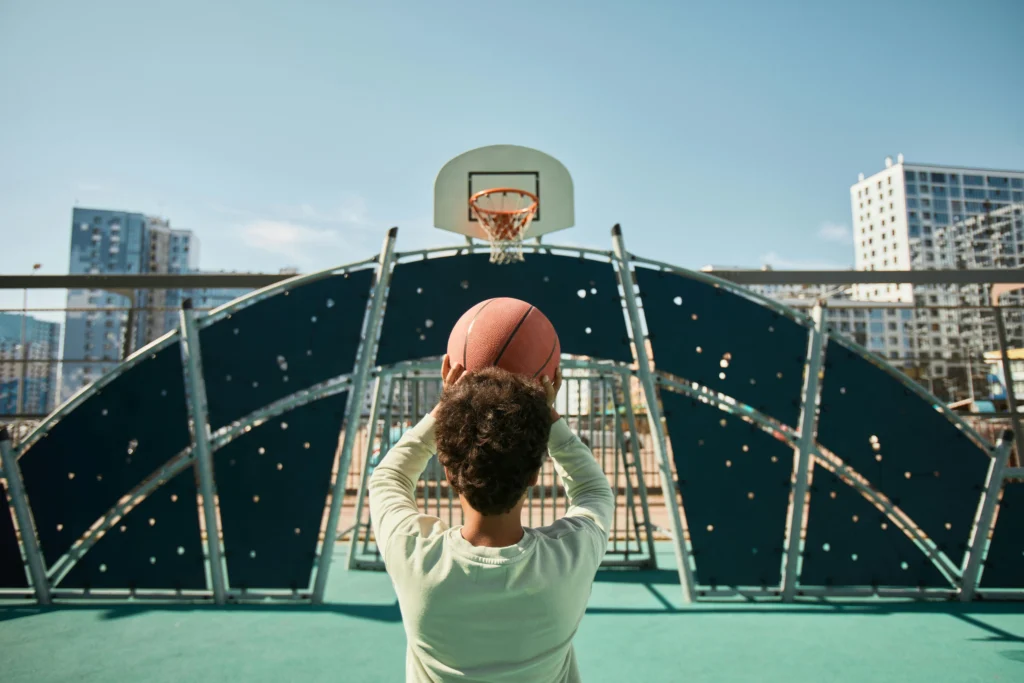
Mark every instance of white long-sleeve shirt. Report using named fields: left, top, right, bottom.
left=368, top=415, right=614, bottom=683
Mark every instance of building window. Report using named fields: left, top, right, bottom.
left=919, top=171, right=929, bottom=181
left=920, top=185, right=930, bottom=193
left=906, top=184, right=917, bottom=195
left=988, top=176, right=1009, bottom=188
left=964, top=175, right=984, bottom=186
left=1011, top=178, right=1023, bottom=189
left=905, top=171, right=915, bottom=181
left=949, top=174, right=959, bottom=184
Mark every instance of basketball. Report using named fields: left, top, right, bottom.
left=447, top=298, right=560, bottom=381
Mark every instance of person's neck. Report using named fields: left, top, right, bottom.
left=459, top=501, right=526, bottom=548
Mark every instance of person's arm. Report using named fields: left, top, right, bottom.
left=367, top=415, right=437, bottom=557
left=548, top=418, right=614, bottom=535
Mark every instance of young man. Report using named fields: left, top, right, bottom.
left=368, top=357, right=614, bottom=682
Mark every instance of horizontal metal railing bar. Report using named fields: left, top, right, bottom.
left=0, top=307, right=223, bottom=313
left=0, top=274, right=290, bottom=290
left=5, top=266, right=1024, bottom=291
left=704, top=269, right=1024, bottom=286
left=8, top=303, right=1024, bottom=314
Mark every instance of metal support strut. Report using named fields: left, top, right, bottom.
left=782, top=302, right=826, bottom=601
left=313, top=227, right=399, bottom=603
left=346, top=375, right=385, bottom=570
left=960, top=429, right=1014, bottom=601
left=179, top=299, right=227, bottom=604
left=611, top=223, right=696, bottom=604
left=0, top=427, right=51, bottom=603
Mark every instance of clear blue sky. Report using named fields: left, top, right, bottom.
left=2, top=0, right=1023, bottom=287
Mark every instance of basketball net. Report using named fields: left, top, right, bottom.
left=468, top=188, right=538, bottom=265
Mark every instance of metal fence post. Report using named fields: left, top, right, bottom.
left=313, top=227, right=398, bottom=603
left=960, top=429, right=1013, bottom=602
left=179, top=300, right=227, bottom=605
left=346, top=374, right=385, bottom=570
left=782, top=302, right=826, bottom=601
left=611, top=223, right=696, bottom=604
left=619, top=376, right=659, bottom=566
left=993, top=305, right=1023, bottom=450
left=0, top=427, right=51, bottom=604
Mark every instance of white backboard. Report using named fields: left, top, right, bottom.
left=434, top=145, right=574, bottom=240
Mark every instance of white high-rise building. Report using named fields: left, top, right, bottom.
left=850, top=158, right=1024, bottom=399
left=850, top=156, right=1024, bottom=300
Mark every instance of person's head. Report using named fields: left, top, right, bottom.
left=434, top=367, right=551, bottom=516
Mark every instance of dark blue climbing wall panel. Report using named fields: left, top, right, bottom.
left=20, top=340, right=191, bottom=567
left=215, top=391, right=347, bottom=590
left=979, top=482, right=1024, bottom=589
left=661, top=389, right=791, bottom=588
left=378, top=254, right=632, bottom=365
left=0, top=482, right=28, bottom=588
left=635, top=267, right=808, bottom=427
left=200, top=270, right=372, bottom=429
left=59, top=468, right=206, bottom=590
left=817, top=339, right=990, bottom=567
left=801, top=466, right=950, bottom=588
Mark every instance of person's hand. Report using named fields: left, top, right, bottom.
left=439, top=354, right=466, bottom=390
left=539, top=367, right=563, bottom=423
left=432, top=355, right=466, bottom=417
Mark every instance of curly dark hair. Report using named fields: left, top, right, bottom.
left=434, top=367, right=552, bottom=516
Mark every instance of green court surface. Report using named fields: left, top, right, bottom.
left=2, top=547, right=1022, bottom=683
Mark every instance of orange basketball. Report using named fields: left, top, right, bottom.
left=446, top=298, right=560, bottom=381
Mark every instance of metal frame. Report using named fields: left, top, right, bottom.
left=11, top=266, right=1024, bottom=292
left=179, top=300, right=227, bottom=604
left=992, top=306, right=1024, bottom=449
left=14, top=330, right=180, bottom=454
left=46, top=450, right=195, bottom=588
left=345, top=357, right=658, bottom=571
left=818, top=325, right=991, bottom=451
left=8, top=231, right=1024, bottom=604
left=346, top=374, right=386, bottom=570
left=312, top=227, right=399, bottom=603
left=960, top=430, right=1015, bottom=601
left=656, top=373, right=966, bottom=594
left=611, top=224, right=697, bottom=604
left=783, top=303, right=826, bottom=600
left=0, top=427, right=51, bottom=603
left=810, top=446, right=962, bottom=586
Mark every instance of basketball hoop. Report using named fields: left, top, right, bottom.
left=468, top=188, right=538, bottom=264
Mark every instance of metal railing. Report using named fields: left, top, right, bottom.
left=3, top=259, right=1024, bottom=602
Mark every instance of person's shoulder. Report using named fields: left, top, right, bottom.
left=528, top=521, right=606, bottom=567
left=532, top=517, right=604, bottom=545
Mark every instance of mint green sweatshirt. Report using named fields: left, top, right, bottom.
left=368, top=415, right=614, bottom=682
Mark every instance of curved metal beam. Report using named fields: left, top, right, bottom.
left=200, top=257, right=378, bottom=327
left=657, top=372, right=963, bottom=586
left=627, top=254, right=814, bottom=327
left=208, top=375, right=353, bottom=451
left=820, top=334, right=991, bottom=452
left=46, top=450, right=195, bottom=587
left=811, top=446, right=961, bottom=584
left=16, top=330, right=181, bottom=455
